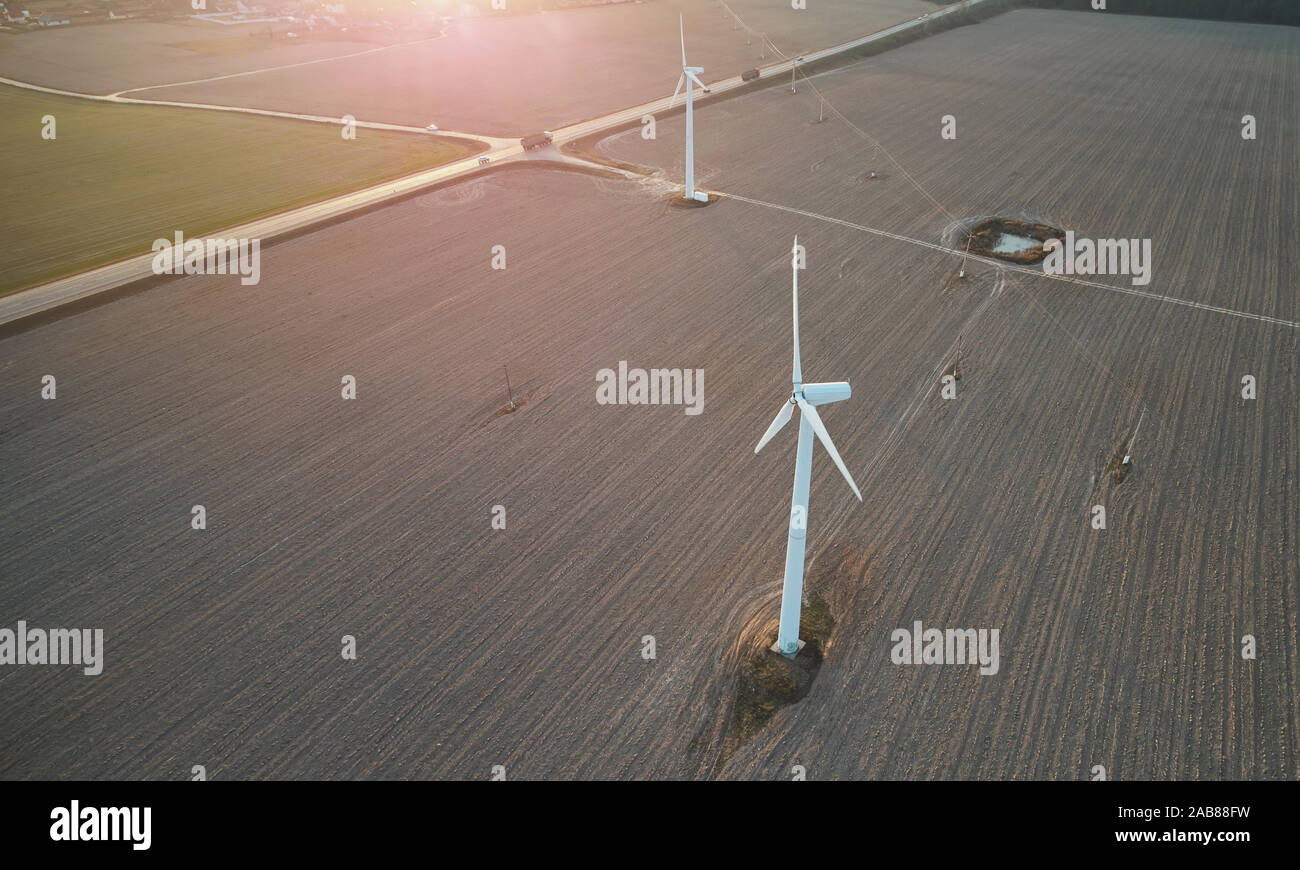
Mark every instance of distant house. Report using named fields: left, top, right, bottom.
left=2, top=5, right=30, bottom=22
left=37, top=11, right=69, bottom=25
left=108, top=9, right=127, bottom=19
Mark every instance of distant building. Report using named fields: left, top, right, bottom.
left=37, top=12, right=69, bottom=25
left=1, top=5, right=30, bottom=22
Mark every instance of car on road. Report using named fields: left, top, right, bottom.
left=425, top=124, right=439, bottom=132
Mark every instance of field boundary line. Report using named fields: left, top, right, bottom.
left=720, top=192, right=1300, bottom=330
left=110, top=31, right=450, bottom=97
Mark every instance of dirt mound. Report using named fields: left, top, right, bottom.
left=721, top=541, right=873, bottom=759
left=724, top=595, right=832, bottom=759
left=666, top=192, right=720, bottom=208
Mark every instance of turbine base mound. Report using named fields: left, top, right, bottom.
left=666, top=192, right=718, bottom=208
left=712, top=542, right=872, bottom=764
left=723, top=594, right=833, bottom=758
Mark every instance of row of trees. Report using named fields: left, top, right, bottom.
left=1034, top=0, right=1300, bottom=26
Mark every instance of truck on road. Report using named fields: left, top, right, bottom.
left=520, top=131, right=554, bottom=150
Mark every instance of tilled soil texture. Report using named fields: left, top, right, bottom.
left=1, top=8, right=1296, bottom=780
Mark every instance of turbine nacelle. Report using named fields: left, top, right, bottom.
left=782, top=381, right=851, bottom=406
left=801, top=381, right=851, bottom=406
left=670, top=69, right=709, bottom=108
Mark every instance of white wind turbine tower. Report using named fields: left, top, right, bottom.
left=754, top=238, right=862, bottom=657
left=669, top=13, right=711, bottom=203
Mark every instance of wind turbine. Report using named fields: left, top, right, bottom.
left=754, top=237, right=862, bottom=657
left=669, top=14, right=711, bottom=203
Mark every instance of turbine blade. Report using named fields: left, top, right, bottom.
left=686, top=71, right=707, bottom=92
left=669, top=74, right=684, bottom=109
left=680, top=12, right=686, bottom=68
left=754, top=401, right=793, bottom=454
left=796, top=397, right=862, bottom=500
left=791, top=238, right=802, bottom=387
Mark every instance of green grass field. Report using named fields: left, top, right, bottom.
left=0, top=86, right=478, bottom=295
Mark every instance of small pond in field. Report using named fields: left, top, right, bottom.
left=964, top=218, right=1065, bottom=264
left=992, top=233, right=1039, bottom=254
